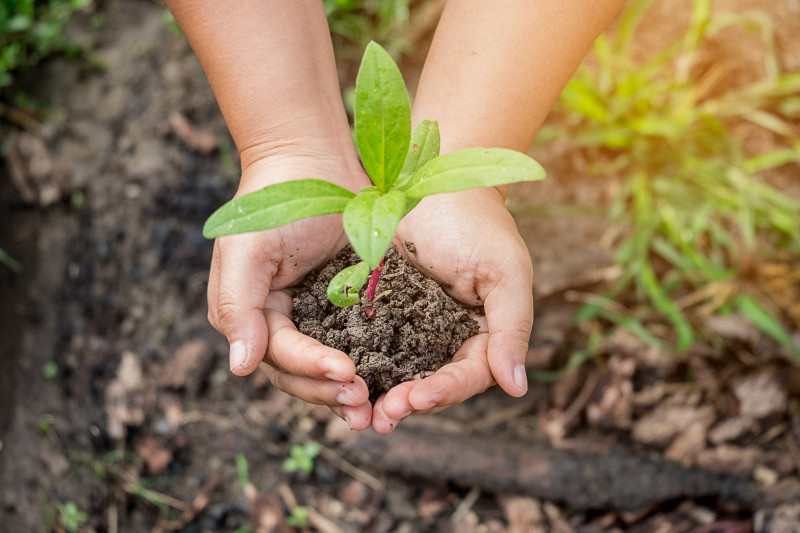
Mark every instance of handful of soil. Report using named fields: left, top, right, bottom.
left=293, top=246, right=480, bottom=402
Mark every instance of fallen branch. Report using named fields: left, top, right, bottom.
left=347, top=429, right=761, bottom=511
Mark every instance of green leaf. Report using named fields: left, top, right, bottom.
left=327, top=261, right=369, bottom=307
left=397, top=120, right=441, bottom=187
left=736, top=293, right=800, bottom=360
left=355, top=41, right=411, bottom=192
left=203, top=179, right=355, bottom=238
left=7, top=15, right=32, bottom=32
left=404, top=148, right=546, bottom=199
left=343, top=189, right=405, bottom=268
left=397, top=120, right=440, bottom=213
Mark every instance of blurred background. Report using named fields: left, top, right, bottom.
left=1, top=0, right=799, bottom=531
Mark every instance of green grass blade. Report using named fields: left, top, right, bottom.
left=743, top=148, right=800, bottom=173
left=640, top=263, right=694, bottom=350
left=560, top=79, right=608, bottom=122
left=529, top=349, right=594, bottom=382
left=736, top=293, right=800, bottom=360
left=0, top=247, right=21, bottom=272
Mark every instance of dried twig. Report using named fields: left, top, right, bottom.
left=179, top=472, right=220, bottom=523
left=451, top=487, right=481, bottom=524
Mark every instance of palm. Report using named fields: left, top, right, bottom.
left=371, top=187, right=534, bottom=433
left=269, top=215, right=350, bottom=290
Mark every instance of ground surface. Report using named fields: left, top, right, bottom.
left=1, top=1, right=799, bottom=532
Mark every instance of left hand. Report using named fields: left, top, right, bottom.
left=371, top=187, right=534, bottom=433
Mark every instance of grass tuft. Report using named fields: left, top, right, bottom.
left=538, top=0, right=800, bottom=359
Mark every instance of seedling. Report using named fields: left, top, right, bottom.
left=282, top=441, right=320, bottom=475
left=55, top=501, right=88, bottom=533
left=204, top=41, right=545, bottom=311
left=286, top=506, right=310, bottom=529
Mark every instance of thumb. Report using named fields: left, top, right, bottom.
left=208, top=235, right=278, bottom=376
left=483, top=257, right=534, bottom=397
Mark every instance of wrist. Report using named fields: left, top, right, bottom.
left=238, top=146, right=369, bottom=196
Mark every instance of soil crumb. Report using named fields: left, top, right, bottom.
left=293, top=246, right=480, bottom=402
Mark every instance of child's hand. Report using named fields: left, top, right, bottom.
left=371, top=187, right=534, bottom=433
left=206, top=155, right=373, bottom=430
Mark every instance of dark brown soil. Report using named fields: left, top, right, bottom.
left=293, top=246, right=480, bottom=401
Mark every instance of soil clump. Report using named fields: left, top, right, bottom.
left=293, top=246, right=480, bottom=401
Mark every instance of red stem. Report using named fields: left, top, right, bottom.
left=364, top=258, right=384, bottom=318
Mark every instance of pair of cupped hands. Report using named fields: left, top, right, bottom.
left=207, top=150, right=533, bottom=434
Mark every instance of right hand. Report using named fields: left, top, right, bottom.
left=206, top=154, right=374, bottom=430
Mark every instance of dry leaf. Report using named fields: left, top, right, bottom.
left=733, top=371, right=787, bottom=419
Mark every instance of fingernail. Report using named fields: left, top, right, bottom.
left=344, top=416, right=353, bottom=430
left=513, top=364, right=528, bottom=392
left=336, top=390, right=354, bottom=406
left=325, top=371, right=349, bottom=382
left=229, top=341, right=247, bottom=372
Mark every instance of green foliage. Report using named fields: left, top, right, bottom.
left=282, top=441, right=320, bottom=475
left=736, top=293, right=800, bottom=359
left=342, top=188, right=405, bottom=269
left=324, top=0, right=410, bottom=60
left=403, top=148, right=543, bottom=199
left=355, top=41, right=410, bottom=192
left=42, top=361, right=58, bottom=379
left=286, top=506, right=310, bottom=529
left=0, top=1, right=92, bottom=272
left=0, top=0, right=91, bottom=88
left=235, top=452, right=250, bottom=488
left=203, top=179, right=356, bottom=238
left=204, top=41, right=546, bottom=308
left=540, top=0, right=800, bottom=354
left=55, top=501, right=88, bottom=533
left=327, top=261, right=370, bottom=306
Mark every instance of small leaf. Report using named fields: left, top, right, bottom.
left=355, top=41, right=411, bottom=192
left=343, top=189, right=406, bottom=268
left=327, top=261, right=369, bottom=307
left=404, top=148, right=546, bottom=199
left=203, top=179, right=354, bottom=238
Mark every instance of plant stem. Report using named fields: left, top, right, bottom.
left=364, top=258, right=384, bottom=318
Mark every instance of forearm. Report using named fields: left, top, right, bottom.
left=166, top=0, right=358, bottom=174
left=413, top=0, right=627, bottom=155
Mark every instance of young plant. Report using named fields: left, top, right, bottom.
left=55, top=501, right=88, bottom=533
left=204, top=41, right=545, bottom=310
left=282, top=441, right=320, bottom=475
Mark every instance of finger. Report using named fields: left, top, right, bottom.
left=263, top=307, right=357, bottom=382
left=209, top=234, right=278, bottom=376
left=406, top=333, right=495, bottom=410
left=375, top=381, right=418, bottom=423
left=371, top=389, right=414, bottom=434
left=483, top=255, right=533, bottom=397
left=258, top=362, right=370, bottom=407
left=330, top=404, right=373, bottom=432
